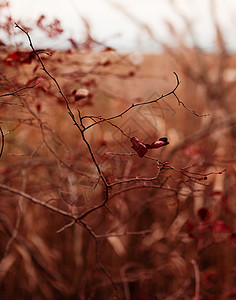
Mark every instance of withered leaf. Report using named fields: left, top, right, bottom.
left=131, top=137, right=169, bottom=158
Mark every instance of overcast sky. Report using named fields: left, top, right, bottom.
left=4, top=0, right=236, bottom=52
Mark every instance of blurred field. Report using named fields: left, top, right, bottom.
left=0, top=46, right=236, bottom=299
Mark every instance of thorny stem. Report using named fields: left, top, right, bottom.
left=173, top=90, right=209, bottom=117
left=14, top=24, right=71, bottom=111
left=14, top=22, right=113, bottom=288
left=14, top=24, right=109, bottom=190
left=22, top=97, right=91, bottom=178
left=9, top=23, right=210, bottom=294
left=106, top=152, right=226, bottom=186
left=83, top=72, right=207, bottom=132
left=82, top=115, right=131, bottom=138
left=0, top=183, right=151, bottom=241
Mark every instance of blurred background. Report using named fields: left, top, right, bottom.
left=1, top=1, right=236, bottom=299
left=3, top=0, right=236, bottom=52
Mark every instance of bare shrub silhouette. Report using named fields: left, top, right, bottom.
left=0, top=3, right=235, bottom=299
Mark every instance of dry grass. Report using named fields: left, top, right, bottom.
left=0, top=44, right=236, bottom=300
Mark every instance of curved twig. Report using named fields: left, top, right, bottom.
left=0, top=125, right=4, bottom=159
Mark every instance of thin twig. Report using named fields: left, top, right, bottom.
left=0, top=84, right=37, bottom=98
left=56, top=220, right=76, bottom=233
left=82, top=115, right=131, bottom=138
left=15, top=22, right=109, bottom=193
left=0, top=183, right=73, bottom=218
left=3, top=170, right=27, bottom=257
left=109, top=184, right=177, bottom=201
left=168, top=115, right=236, bottom=158
left=83, top=72, right=206, bottom=132
left=15, top=23, right=116, bottom=288
left=96, top=229, right=152, bottom=239
left=173, top=91, right=209, bottom=117
left=0, top=125, right=4, bottom=159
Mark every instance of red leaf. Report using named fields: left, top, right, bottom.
left=130, top=137, right=169, bottom=158
left=146, top=137, right=169, bottom=149
left=211, top=220, right=230, bottom=233
left=4, top=51, right=34, bottom=66
left=130, top=137, right=148, bottom=158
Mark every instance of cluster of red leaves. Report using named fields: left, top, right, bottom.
left=4, top=50, right=35, bottom=66
left=130, top=136, right=169, bottom=157
left=186, top=207, right=236, bottom=244
left=36, top=15, right=63, bottom=38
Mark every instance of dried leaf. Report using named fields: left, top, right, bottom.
left=130, top=137, right=148, bottom=158
left=130, top=136, right=169, bottom=158
left=146, top=137, right=169, bottom=149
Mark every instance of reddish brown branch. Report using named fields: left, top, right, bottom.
left=0, top=84, right=37, bottom=98
left=83, top=72, right=206, bottom=132
left=0, top=184, right=73, bottom=219
left=15, top=22, right=109, bottom=189
left=0, top=125, right=4, bottom=159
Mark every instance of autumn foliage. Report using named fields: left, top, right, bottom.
left=0, top=3, right=236, bottom=300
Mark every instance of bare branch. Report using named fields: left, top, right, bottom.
left=0, top=184, right=73, bottom=219
left=0, top=84, right=37, bottom=98
left=15, top=22, right=109, bottom=193
left=83, top=72, right=206, bottom=132
left=96, top=229, right=152, bottom=239
left=56, top=220, right=76, bottom=233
